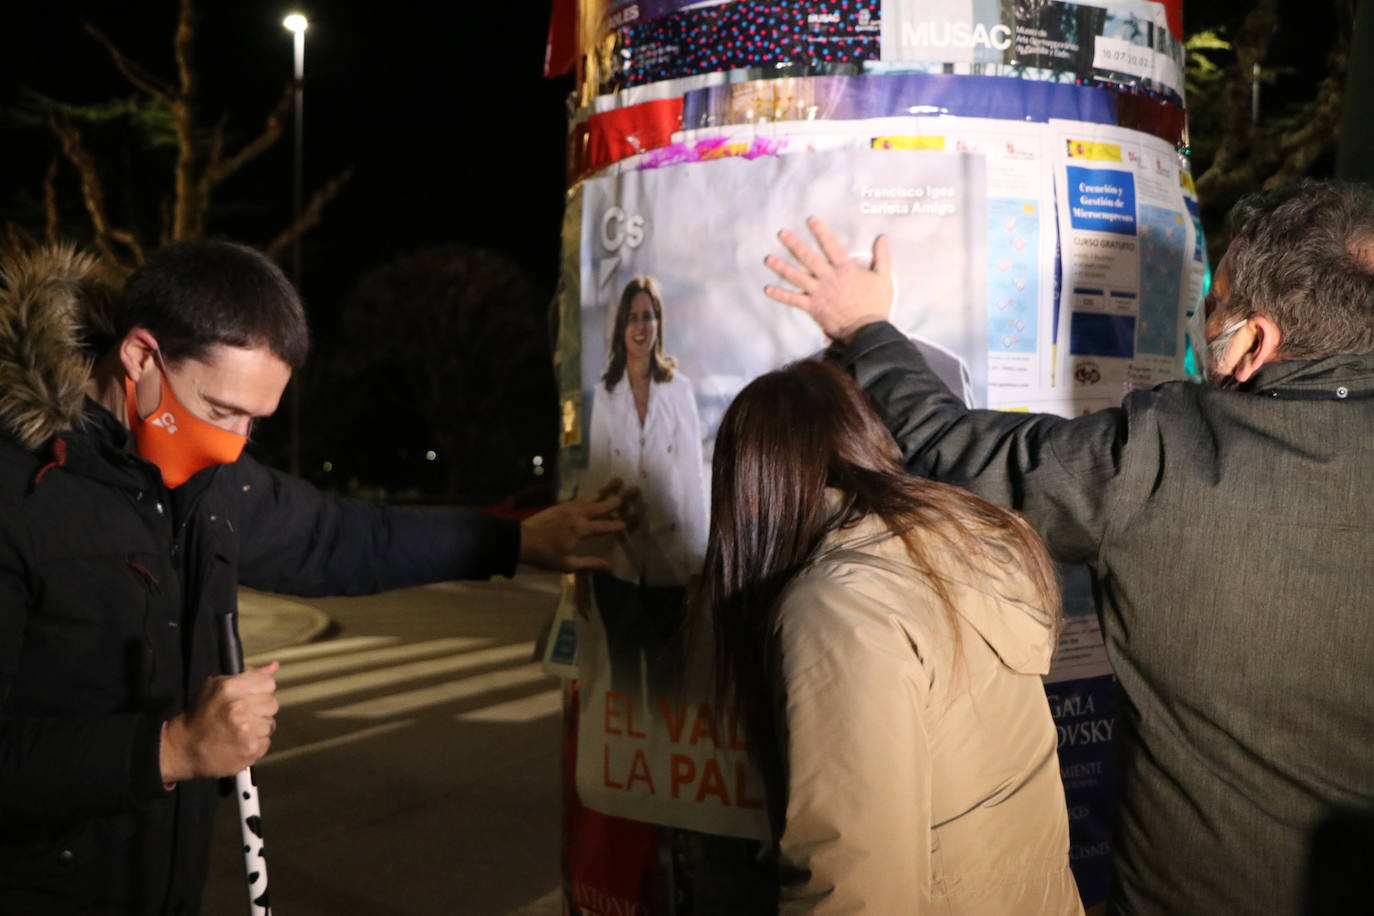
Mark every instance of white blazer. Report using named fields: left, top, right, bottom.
left=588, top=371, right=708, bottom=586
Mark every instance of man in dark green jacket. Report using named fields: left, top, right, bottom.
left=0, top=240, right=626, bottom=913
left=764, top=180, right=1374, bottom=914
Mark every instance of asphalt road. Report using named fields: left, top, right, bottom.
left=201, top=573, right=568, bottom=916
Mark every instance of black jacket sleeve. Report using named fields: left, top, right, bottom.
left=845, top=321, right=1134, bottom=565
left=231, top=455, right=521, bottom=597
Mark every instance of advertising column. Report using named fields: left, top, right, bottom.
left=546, top=2, right=1198, bottom=912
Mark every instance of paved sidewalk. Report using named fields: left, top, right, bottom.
left=507, top=889, right=561, bottom=915
left=234, top=584, right=567, bottom=915
left=236, top=587, right=332, bottom=662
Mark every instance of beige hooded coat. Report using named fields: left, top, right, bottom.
left=771, top=509, right=1082, bottom=914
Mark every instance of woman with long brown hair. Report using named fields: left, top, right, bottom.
left=696, top=359, right=1081, bottom=913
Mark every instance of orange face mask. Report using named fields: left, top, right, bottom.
left=124, top=365, right=247, bottom=488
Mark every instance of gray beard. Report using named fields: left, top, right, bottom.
left=1203, top=324, right=1244, bottom=388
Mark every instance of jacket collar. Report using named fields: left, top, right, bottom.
left=0, top=245, right=121, bottom=452
left=1241, top=353, right=1374, bottom=400
left=42, top=398, right=162, bottom=494
left=67, top=397, right=224, bottom=503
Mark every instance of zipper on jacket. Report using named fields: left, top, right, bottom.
left=127, top=554, right=167, bottom=690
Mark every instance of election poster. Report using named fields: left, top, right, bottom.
left=565, top=146, right=988, bottom=839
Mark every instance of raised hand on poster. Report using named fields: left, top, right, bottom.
left=520, top=478, right=639, bottom=572
left=764, top=217, right=894, bottom=342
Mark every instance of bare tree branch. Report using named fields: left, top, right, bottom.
left=173, top=0, right=198, bottom=106
left=43, top=159, right=60, bottom=246
left=169, top=104, right=200, bottom=240
left=33, top=0, right=340, bottom=261
left=49, top=115, right=119, bottom=264
left=170, top=0, right=202, bottom=239
left=199, top=81, right=295, bottom=195
left=4, top=222, right=38, bottom=257
left=81, top=9, right=203, bottom=240
left=49, top=115, right=144, bottom=268
left=82, top=22, right=173, bottom=103
left=109, top=229, right=147, bottom=267
left=263, top=168, right=354, bottom=262
left=207, top=114, right=228, bottom=174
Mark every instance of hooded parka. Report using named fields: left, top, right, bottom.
left=0, top=246, right=520, bottom=913
left=772, top=506, right=1082, bottom=914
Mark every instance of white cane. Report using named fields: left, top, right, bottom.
left=221, top=613, right=272, bottom=915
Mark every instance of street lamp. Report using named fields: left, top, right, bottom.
left=283, top=12, right=307, bottom=476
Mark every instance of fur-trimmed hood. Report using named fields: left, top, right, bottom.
left=0, top=244, right=121, bottom=450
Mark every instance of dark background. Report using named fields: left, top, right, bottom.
left=1, top=0, right=571, bottom=504
left=1, top=0, right=571, bottom=301
left=0, top=0, right=1355, bottom=502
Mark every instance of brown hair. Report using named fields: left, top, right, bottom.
left=602, top=276, right=675, bottom=390
left=118, top=239, right=309, bottom=369
left=694, top=359, right=1058, bottom=739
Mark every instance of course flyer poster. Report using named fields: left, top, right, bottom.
left=873, top=113, right=1198, bottom=419
left=1052, top=121, right=1199, bottom=412
left=568, top=146, right=988, bottom=837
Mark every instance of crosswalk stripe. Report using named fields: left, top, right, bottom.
left=458, top=689, right=562, bottom=723
left=259, top=720, right=412, bottom=767
left=505, top=888, right=563, bottom=915
left=278, top=642, right=537, bottom=708
left=274, top=637, right=493, bottom=684
left=320, top=663, right=553, bottom=719
left=246, top=635, right=400, bottom=667
left=514, top=574, right=563, bottom=596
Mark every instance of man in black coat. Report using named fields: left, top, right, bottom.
left=0, top=240, right=627, bottom=913
left=762, top=180, right=1374, bottom=914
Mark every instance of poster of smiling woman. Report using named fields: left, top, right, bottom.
left=554, top=144, right=986, bottom=879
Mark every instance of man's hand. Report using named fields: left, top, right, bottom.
left=764, top=216, right=893, bottom=342
left=520, top=478, right=637, bottom=573
left=161, top=662, right=280, bottom=783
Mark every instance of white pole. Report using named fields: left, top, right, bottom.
left=286, top=14, right=308, bottom=478
left=222, top=609, right=272, bottom=916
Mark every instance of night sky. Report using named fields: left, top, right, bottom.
left=2, top=0, right=572, bottom=496
left=2, top=0, right=1346, bottom=315
left=1, top=1, right=1355, bottom=497
left=2, top=0, right=570, bottom=324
